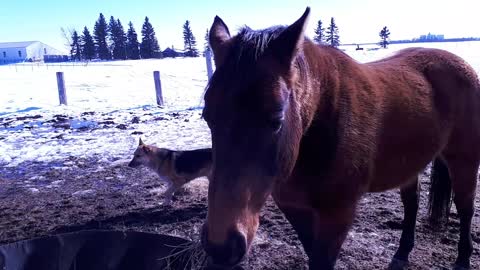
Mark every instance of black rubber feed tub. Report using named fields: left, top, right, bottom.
left=0, top=230, right=204, bottom=270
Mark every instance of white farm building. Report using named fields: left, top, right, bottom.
left=0, top=41, right=64, bottom=64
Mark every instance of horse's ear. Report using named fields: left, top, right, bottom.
left=209, top=16, right=231, bottom=66
left=268, top=7, right=310, bottom=72
left=139, top=137, right=144, bottom=146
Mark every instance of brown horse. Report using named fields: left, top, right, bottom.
left=200, top=7, right=480, bottom=270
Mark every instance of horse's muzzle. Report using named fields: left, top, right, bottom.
left=201, top=223, right=247, bottom=268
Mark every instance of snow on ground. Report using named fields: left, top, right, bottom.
left=0, top=57, right=211, bottom=167
left=0, top=58, right=208, bottom=114
left=1, top=41, right=480, bottom=168
left=341, top=41, right=480, bottom=73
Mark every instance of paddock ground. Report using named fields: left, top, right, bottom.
left=1, top=110, right=479, bottom=269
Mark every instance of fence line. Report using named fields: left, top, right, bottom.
left=56, top=72, right=67, bottom=105
left=16, top=57, right=216, bottom=107
left=153, top=71, right=164, bottom=106
left=206, top=49, right=213, bottom=80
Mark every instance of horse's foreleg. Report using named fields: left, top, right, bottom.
left=277, top=203, right=356, bottom=270
left=389, top=177, right=420, bottom=270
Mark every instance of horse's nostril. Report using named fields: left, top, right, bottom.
left=202, top=227, right=247, bottom=267
left=228, top=230, right=247, bottom=265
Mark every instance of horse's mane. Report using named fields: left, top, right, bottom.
left=204, top=25, right=289, bottom=100
left=206, top=25, right=311, bottom=93
left=234, top=25, right=287, bottom=61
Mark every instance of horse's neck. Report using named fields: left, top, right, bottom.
left=295, top=43, right=343, bottom=132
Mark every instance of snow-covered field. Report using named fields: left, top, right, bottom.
left=1, top=41, right=480, bottom=168
left=0, top=58, right=212, bottom=167
left=341, top=41, right=480, bottom=71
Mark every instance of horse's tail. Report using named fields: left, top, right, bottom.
left=427, top=157, right=453, bottom=226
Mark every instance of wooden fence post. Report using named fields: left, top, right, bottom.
left=206, top=49, right=213, bottom=80
left=56, top=72, right=67, bottom=105
left=153, top=71, right=164, bottom=106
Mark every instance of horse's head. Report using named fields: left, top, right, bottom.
left=201, top=7, right=311, bottom=267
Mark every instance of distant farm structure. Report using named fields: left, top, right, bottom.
left=414, top=33, right=445, bottom=42
left=0, top=41, right=67, bottom=64
left=161, top=47, right=185, bottom=58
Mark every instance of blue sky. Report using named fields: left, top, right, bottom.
left=1, top=0, right=479, bottom=53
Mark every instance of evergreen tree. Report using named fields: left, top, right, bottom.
left=81, top=26, right=95, bottom=60
left=379, top=26, right=391, bottom=48
left=108, top=16, right=127, bottom=60
left=182, top=20, right=199, bottom=57
left=116, top=19, right=127, bottom=59
left=70, top=30, right=82, bottom=61
left=94, top=13, right=111, bottom=60
left=204, top=28, right=210, bottom=55
left=313, top=19, right=325, bottom=44
left=326, top=17, right=340, bottom=47
left=108, top=16, right=118, bottom=54
left=140, top=17, right=160, bottom=59
left=126, top=21, right=140, bottom=59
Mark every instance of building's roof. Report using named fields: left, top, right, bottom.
left=162, top=47, right=185, bottom=54
left=0, top=41, right=39, bottom=49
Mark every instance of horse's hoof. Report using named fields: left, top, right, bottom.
left=388, top=258, right=409, bottom=270
left=452, top=264, right=470, bottom=270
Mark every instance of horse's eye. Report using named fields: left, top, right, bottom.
left=268, top=117, right=284, bottom=133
